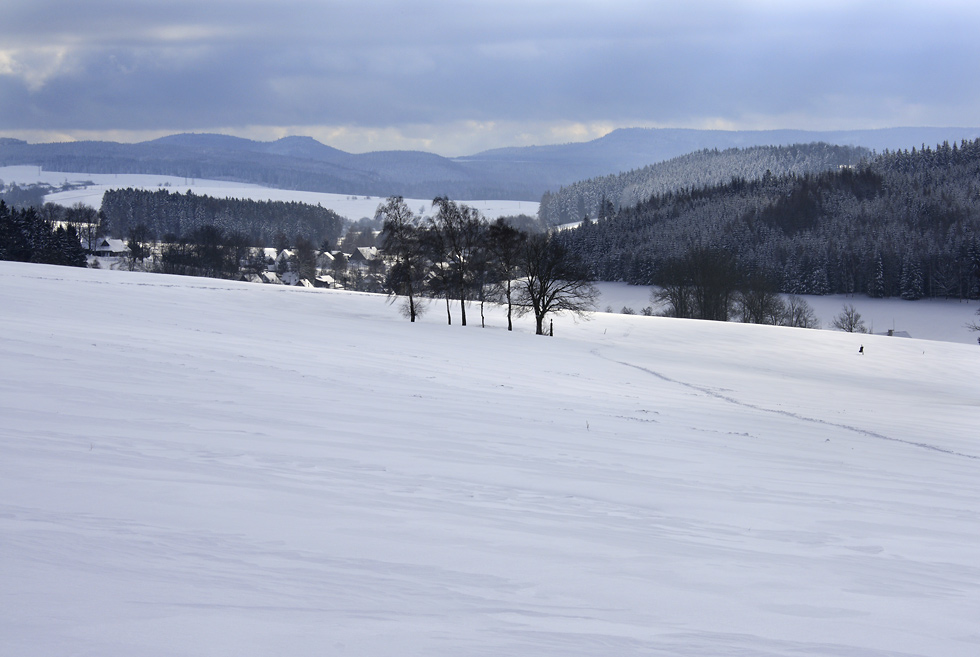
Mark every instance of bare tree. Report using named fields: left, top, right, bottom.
left=653, top=246, right=736, bottom=321
left=420, top=229, right=455, bottom=325
left=65, top=203, right=99, bottom=252
left=517, top=233, right=598, bottom=335
left=127, top=223, right=153, bottom=270
left=330, top=251, right=348, bottom=287
left=967, top=307, right=980, bottom=333
left=191, top=225, right=235, bottom=278
left=832, top=303, right=867, bottom=333
left=377, top=196, right=428, bottom=322
left=688, top=246, right=737, bottom=322
left=783, top=295, right=820, bottom=328
left=486, top=218, right=527, bottom=331
left=293, top=236, right=317, bottom=283
left=734, top=272, right=784, bottom=325
left=652, top=257, right=695, bottom=318
left=430, top=197, right=484, bottom=327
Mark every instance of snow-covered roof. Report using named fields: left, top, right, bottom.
left=260, top=272, right=282, bottom=284
left=94, top=238, right=128, bottom=254
left=349, top=246, right=378, bottom=262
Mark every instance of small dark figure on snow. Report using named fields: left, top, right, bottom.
left=858, top=345, right=864, bottom=354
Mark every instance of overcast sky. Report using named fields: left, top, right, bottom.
left=2, top=0, right=978, bottom=155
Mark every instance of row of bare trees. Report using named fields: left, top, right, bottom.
left=652, top=244, right=821, bottom=328
left=377, top=196, right=597, bottom=335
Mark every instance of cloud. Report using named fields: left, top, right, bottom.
left=2, top=0, right=980, bottom=154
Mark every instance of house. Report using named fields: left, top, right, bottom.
left=92, top=238, right=128, bottom=257
left=348, top=246, right=378, bottom=265
left=315, top=251, right=335, bottom=271
left=261, top=248, right=278, bottom=270
left=259, top=272, right=283, bottom=285
left=274, top=249, right=295, bottom=274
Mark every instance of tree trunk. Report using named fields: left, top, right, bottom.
left=460, top=297, right=467, bottom=326
left=445, top=295, right=451, bottom=325
left=535, top=313, right=545, bottom=335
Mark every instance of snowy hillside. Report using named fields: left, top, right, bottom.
left=0, top=165, right=538, bottom=222
left=2, top=261, right=979, bottom=657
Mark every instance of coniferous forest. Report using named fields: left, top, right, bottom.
left=99, top=188, right=345, bottom=248
left=0, top=201, right=88, bottom=267
left=556, top=140, right=980, bottom=304
left=539, top=143, right=871, bottom=226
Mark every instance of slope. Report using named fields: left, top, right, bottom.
left=1, top=261, right=978, bottom=657
left=538, top=142, right=870, bottom=225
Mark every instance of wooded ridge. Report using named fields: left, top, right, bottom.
left=557, top=139, right=980, bottom=302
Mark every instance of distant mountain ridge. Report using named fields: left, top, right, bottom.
left=2, top=127, right=979, bottom=202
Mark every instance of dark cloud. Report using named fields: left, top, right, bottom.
left=3, top=1, right=980, bottom=152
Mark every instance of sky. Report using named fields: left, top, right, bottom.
left=2, top=0, right=979, bottom=156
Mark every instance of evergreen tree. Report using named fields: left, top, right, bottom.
left=900, top=253, right=924, bottom=300
left=868, top=253, right=886, bottom=298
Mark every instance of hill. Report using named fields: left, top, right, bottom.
left=3, top=127, right=980, bottom=202
left=3, top=261, right=979, bottom=656
left=560, top=139, right=980, bottom=301
left=538, top=142, right=871, bottom=225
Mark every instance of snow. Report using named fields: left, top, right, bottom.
left=594, top=281, right=980, bottom=345
left=2, top=260, right=980, bottom=657
left=0, top=165, right=538, bottom=222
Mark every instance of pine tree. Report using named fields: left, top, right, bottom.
left=868, top=252, right=886, bottom=298
left=900, top=254, right=923, bottom=300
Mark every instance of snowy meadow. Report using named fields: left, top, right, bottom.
left=593, top=281, right=980, bottom=346
left=2, top=261, right=979, bottom=656
left=0, top=166, right=538, bottom=223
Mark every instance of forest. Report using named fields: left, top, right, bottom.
left=538, top=143, right=871, bottom=225
left=557, top=140, right=980, bottom=311
left=0, top=200, right=88, bottom=268
left=99, top=188, right=345, bottom=248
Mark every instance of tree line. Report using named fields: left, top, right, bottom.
left=100, top=188, right=345, bottom=249
left=557, top=139, right=980, bottom=317
left=0, top=200, right=88, bottom=267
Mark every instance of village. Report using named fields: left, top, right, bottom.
left=89, top=235, right=383, bottom=291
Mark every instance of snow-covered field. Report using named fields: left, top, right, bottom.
left=2, top=261, right=979, bottom=657
left=0, top=165, right=538, bottom=222
left=594, top=281, right=980, bottom=345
